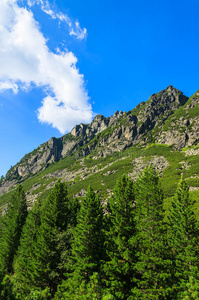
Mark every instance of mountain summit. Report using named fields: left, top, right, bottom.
left=1, top=85, right=199, bottom=204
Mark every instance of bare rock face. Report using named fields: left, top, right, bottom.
left=3, top=137, right=63, bottom=183
left=157, top=130, right=187, bottom=149
left=71, top=123, right=87, bottom=137
left=70, top=112, right=125, bottom=139
left=136, top=85, right=188, bottom=131
left=2, top=85, right=198, bottom=195
left=157, top=91, right=199, bottom=148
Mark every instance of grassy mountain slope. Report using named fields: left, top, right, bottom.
left=0, top=85, right=199, bottom=213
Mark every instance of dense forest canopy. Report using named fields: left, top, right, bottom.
left=0, top=166, right=199, bottom=299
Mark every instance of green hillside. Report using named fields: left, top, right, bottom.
left=0, top=86, right=199, bottom=210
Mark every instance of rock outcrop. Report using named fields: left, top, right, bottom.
left=1, top=85, right=198, bottom=194
left=157, top=90, right=199, bottom=148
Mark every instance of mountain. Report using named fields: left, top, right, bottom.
left=1, top=85, right=199, bottom=208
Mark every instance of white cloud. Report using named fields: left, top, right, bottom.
left=0, top=82, right=18, bottom=94
left=69, top=21, right=87, bottom=40
left=26, top=0, right=87, bottom=40
left=0, top=0, right=92, bottom=133
left=38, top=96, right=92, bottom=134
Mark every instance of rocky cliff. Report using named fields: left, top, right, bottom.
left=1, top=85, right=199, bottom=198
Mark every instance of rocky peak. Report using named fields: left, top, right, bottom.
left=1, top=86, right=194, bottom=193
left=92, top=114, right=105, bottom=122
left=156, top=89, right=199, bottom=149
left=71, top=123, right=87, bottom=138
left=149, top=85, right=187, bottom=106
left=70, top=111, right=125, bottom=139
left=137, top=86, right=188, bottom=123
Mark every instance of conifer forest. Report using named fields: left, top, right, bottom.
left=1, top=0, right=199, bottom=298
left=0, top=165, right=199, bottom=299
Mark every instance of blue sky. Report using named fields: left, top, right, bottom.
left=0, top=0, right=199, bottom=176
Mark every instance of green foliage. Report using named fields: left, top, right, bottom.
left=1, top=171, right=199, bottom=299
left=0, top=275, right=16, bottom=300
left=134, top=165, right=170, bottom=299
left=55, top=273, right=107, bottom=300
left=24, top=288, right=51, bottom=300
left=13, top=180, right=79, bottom=298
left=28, top=181, right=74, bottom=295
left=131, top=101, right=149, bottom=116
left=167, top=178, right=199, bottom=297
left=104, top=174, right=137, bottom=299
left=0, top=185, right=28, bottom=275
left=181, top=276, right=199, bottom=300
left=13, top=200, right=42, bottom=297
left=60, top=186, right=106, bottom=298
left=1, top=140, right=199, bottom=208
left=71, top=186, right=105, bottom=279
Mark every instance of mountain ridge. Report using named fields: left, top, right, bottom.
left=1, top=85, right=199, bottom=206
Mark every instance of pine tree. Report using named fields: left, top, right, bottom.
left=104, top=174, right=137, bottom=299
left=13, top=180, right=79, bottom=298
left=73, top=186, right=105, bottom=279
left=12, top=199, right=42, bottom=297
left=27, top=180, right=74, bottom=296
left=134, top=165, right=169, bottom=299
left=0, top=274, right=16, bottom=300
left=0, top=185, right=28, bottom=275
left=64, top=186, right=105, bottom=297
left=167, top=177, right=199, bottom=297
left=181, top=276, right=199, bottom=300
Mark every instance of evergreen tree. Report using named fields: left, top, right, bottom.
left=26, top=180, right=74, bottom=296
left=63, top=186, right=105, bottom=297
left=134, top=165, right=169, bottom=299
left=167, top=178, right=199, bottom=297
left=104, top=174, right=137, bottom=299
left=0, top=185, right=28, bottom=275
left=54, top=272, right=107, bottom=300
left=72, top=186, right=105, bottom=279
left=181, top=276, right=199, bottom=300
left=13, top=180, right=79, bottom=298
left=12, top=199, right=42, bottom=297
left=0, top=275, right=16, bottom=300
